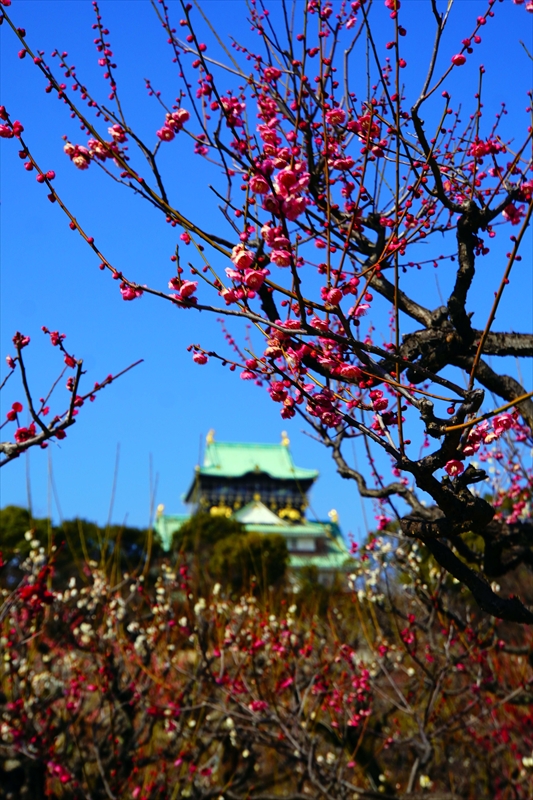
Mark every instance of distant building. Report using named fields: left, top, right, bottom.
left=154, top=431, right=352, bottom=584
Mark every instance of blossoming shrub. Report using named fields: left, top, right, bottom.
left=1, top=0, right=532, bottom=622
left=1, top=529, right=532, bottom=800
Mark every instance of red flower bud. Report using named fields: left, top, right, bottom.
left=451, top=54, right=466, bottom=66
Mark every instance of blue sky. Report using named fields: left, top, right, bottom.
left=1, top=0, right=531, bottom=539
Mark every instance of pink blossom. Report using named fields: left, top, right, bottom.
left=283, top=195, right=308, bottom=220
left=249, top=173, right=270, bottom=194
left=257, top=124, right=281, bottom=146
left=270, top=249, right=292, bottom=267
left=178, top=280, right=198, bottom=299
left=120, top=283, right=143, bottom=301
left=220, top=288, right=237, bottom=304
left=13, top=332, right=30, bottom=349
left=274, top=165, right=310, bottom=198
left=278, top=676, right=294, bottom=690
left=321, top=410, right=342, bottom=427
left=373, top=396, right=389, bottom=411
left=518, top=179, right=533, bottom=200
left=492, top=413, right=513, bottom=437
left=0, top=124, right=14, bottom=139
left=463, top=421, right=490, bottom=455
left=261, top=223, right=285, bottom=247
left=277, top=319, right=302, bottom=331
left=325, top=108, right=346, bottom=126
left=331, top=155, right=355, bottom=170
left=88, top=139, right=110, bottom=161
left=244, top=269, right=266, bottom=290
left=108, top=124, right=127, bottom=143
left=225, top=267, right=242, bottom=282
left=156, top=126, right=175, bottom=142
left=347, top=114, right=380, bottom=141
left=310, top=315, right=329, bottom=331
left=220, top=96, right=246, bottom=125
left=281, top=401, right=296, bottom=419
left=262, top=193, right=283, bottom=216
left=180, top=231, right=191, bottom=244
left=249, top=699, right=269, bottom=712
left=263, top=66, right=282, bottom=82
left=274, top=169, right=299, bottom=197
left=193, top=352, right=208, bottom=364
left=64, top=142, right=91, bottom=170
left=350, top=303, right=370, bottom=317
left=14, top=423, right=36, bottom=443
left=502, top=203, right=525, bottom=225
left=444, top=459, right=464, bottom=477
left=260, top=222, right=274, bottom=244
left=166, top=108, right=190, bottom=132
left=468, top=137, right=501, bottom=159
left=339, top=364, right=362, bottom=380
left=269, top=381, right=288, bottom=402
left=231, top=244, right=255, bottom=270
left=322, top=287, right=342, bottom=306
left=120, top=287, right=137, bottom=301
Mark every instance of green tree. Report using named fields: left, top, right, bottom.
left=173, top=512, right=245, bottom=553
left=210, top=531, right=288, bottom=595
left=0, top=505, right=49, bottom=558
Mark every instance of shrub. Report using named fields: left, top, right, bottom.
left=210, top=531, right=288, bottom=594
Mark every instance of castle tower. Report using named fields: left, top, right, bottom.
left=155, top=432, right=351, bottom=583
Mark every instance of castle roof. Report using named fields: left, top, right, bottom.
left=194, top=440, right=318, bottom=482
left=154, top=510, right=351, bottom=570
left=155, top=435, right=352, bottom=577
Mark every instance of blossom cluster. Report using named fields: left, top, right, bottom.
left=1, top=525, right=532, bottom=799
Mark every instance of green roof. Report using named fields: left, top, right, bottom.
left=155, top=514, right=189, bottom=552
left=198, top=441, right=318, bottom=482
left=289, top=554, right=353, bottom=571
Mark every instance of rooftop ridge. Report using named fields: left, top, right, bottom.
left=206, top=441, right=293, bottom=449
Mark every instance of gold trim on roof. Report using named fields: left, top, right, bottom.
left=209, top=503, right=232, bottom=518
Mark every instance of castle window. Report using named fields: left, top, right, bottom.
left=295, top=538, right=316, bottom=552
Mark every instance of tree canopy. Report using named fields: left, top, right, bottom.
left=0, top=0, right=531, bottom=622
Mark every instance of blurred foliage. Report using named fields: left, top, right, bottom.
left=210, top=530, right=288, bottom=594
left=296, top=565, right=338, bottom=616
left=0, top=505, right=156, bottom=587
left=172, top=512, right=288, bottom=595
left=173, top=511, right=245, bottom=553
